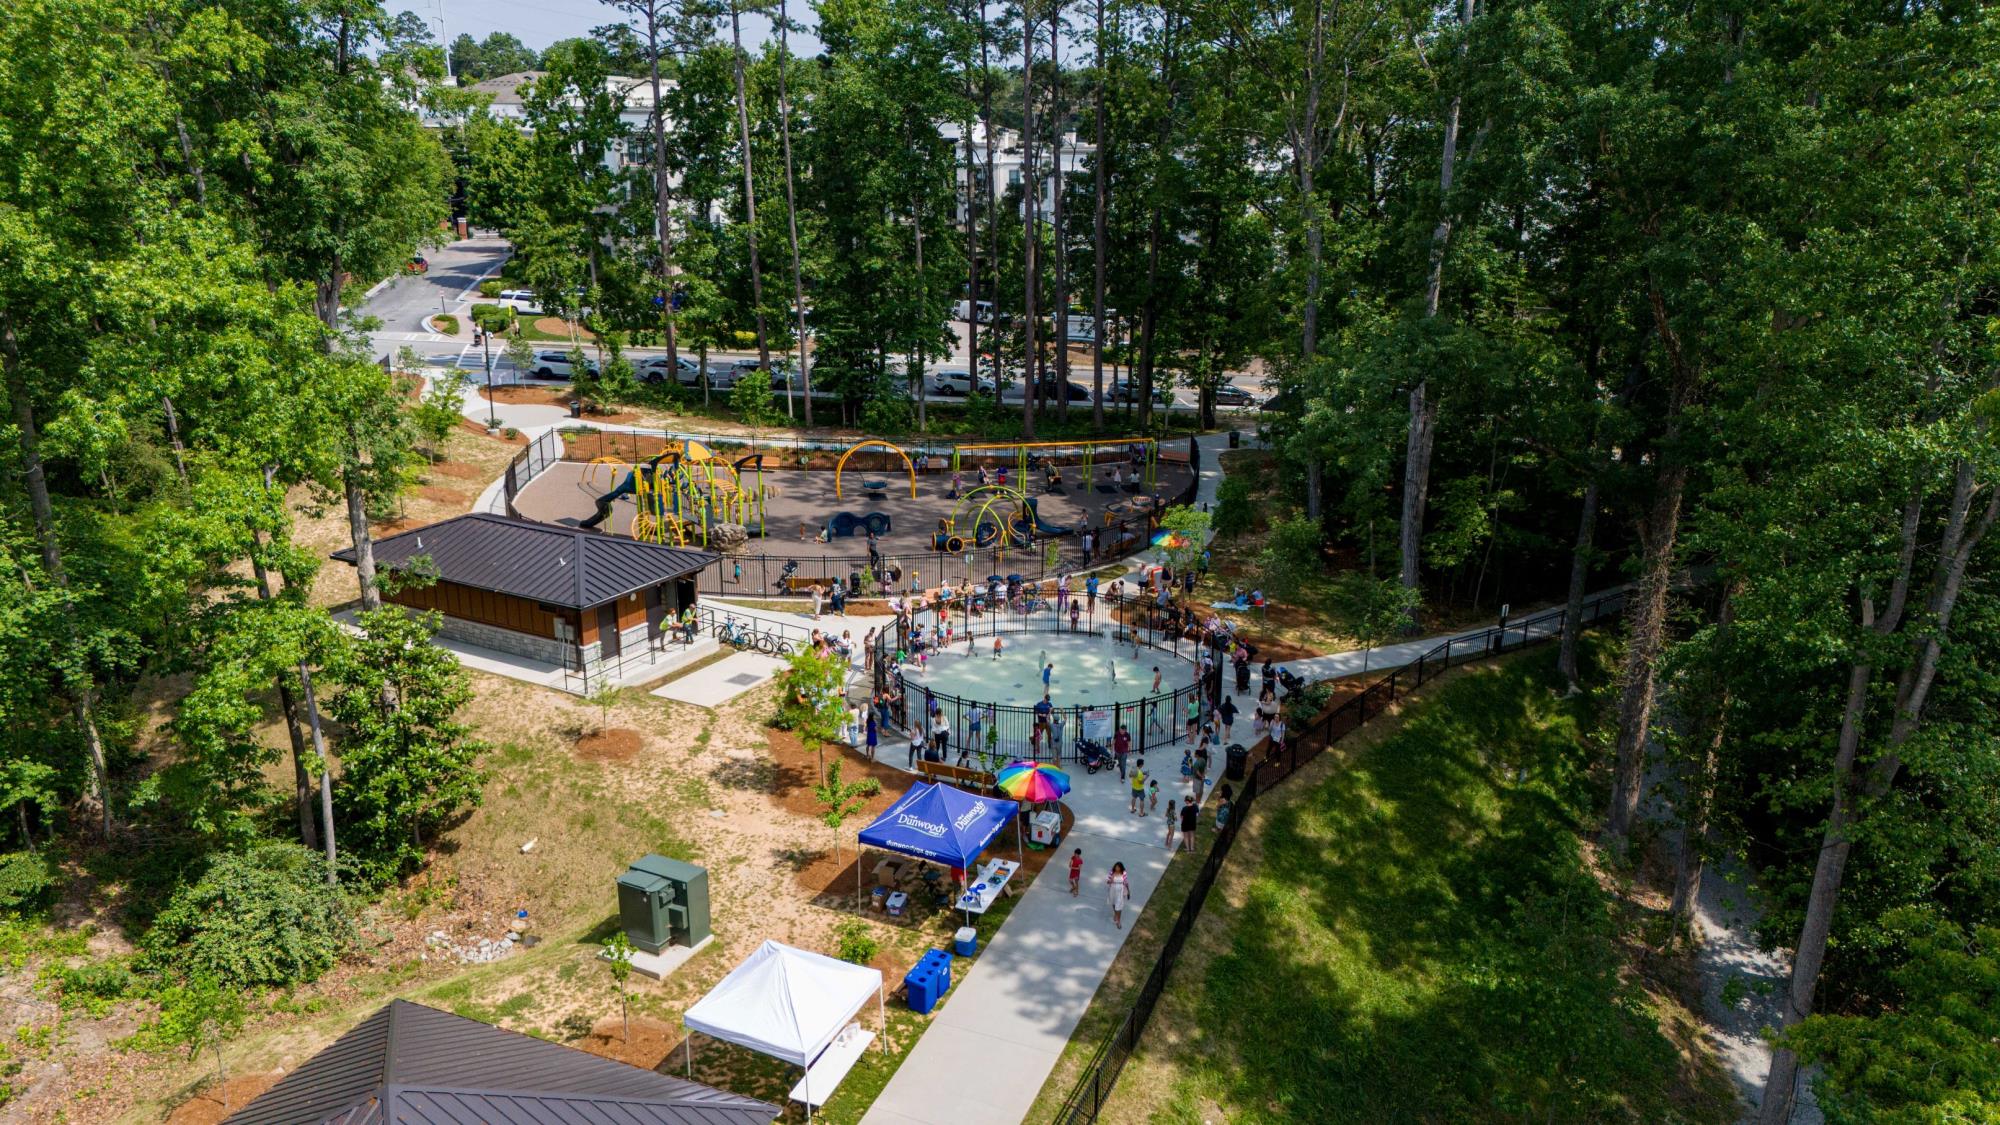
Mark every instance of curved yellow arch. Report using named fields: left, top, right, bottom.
left=833, top=439, right=917, bottom=499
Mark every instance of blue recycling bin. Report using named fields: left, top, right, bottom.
left=905, top=968, right=941, bottom=1014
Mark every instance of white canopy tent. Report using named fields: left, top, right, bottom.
left=682, top=940, right=885, bottom=1119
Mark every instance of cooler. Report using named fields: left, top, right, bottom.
left=885, top=891, right=909, bottom=917
left=954, top=926, right=978, bottom=957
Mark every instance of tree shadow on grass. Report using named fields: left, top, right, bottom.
left=1159, top=653, right=1709, bottom=1124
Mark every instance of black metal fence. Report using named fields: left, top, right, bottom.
left=499, top=425, right=1201, bottom=590
left=867, top=589, right=1229, bottom=766
left=1047, top=588, right=1630, bottom=1125
left=501, top=428, right=563, bottom=518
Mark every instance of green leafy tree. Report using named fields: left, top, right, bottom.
left=604, top=931, right=635, bottom=1041
left=327, top=607, right=488, bottom=884
left=813, top=758, right=881, bottom=896
left=147, top=973, right=248, bottom=1109
left=142, top=842, right=352, bottom=989
left=1332, top=574, right=1422, bottom=673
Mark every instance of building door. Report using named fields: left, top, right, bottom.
left=645, top=585, right=666, bottom=646
left=597, top=603, right=621, bottom=660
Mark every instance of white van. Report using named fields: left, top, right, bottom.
left=1062, top=315, right=1098, bottom=343
left=954, top=299, right=997, bottom=323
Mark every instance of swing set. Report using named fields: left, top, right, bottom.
left=948, top=437, right=1159, bottom=494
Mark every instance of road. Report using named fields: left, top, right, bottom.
left=354, top=234, right=1269, bottom=415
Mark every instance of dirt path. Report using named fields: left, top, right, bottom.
left=1689, top=852, right=1821, bottom=1124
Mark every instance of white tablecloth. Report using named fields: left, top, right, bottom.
left=955, top=859, right=1019, bottom=916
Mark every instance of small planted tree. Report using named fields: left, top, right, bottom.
left=604, top=931, right=635, bottom=1041
left=1154, top=505, right=1211, bottom=579
left=1257, top=516, right=1323, bottom=602
left=1333, top=574, right=1424, bottom=672
left=585, top=683, right=620, bottom=732
left=151, top=974, right=246, bottom=1109
left=814, top=759, right=881, bottom=899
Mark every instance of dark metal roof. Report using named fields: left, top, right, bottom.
left=226, top=1000, right=779, bottom=1125
left=332, top=514, right=717, bottom=610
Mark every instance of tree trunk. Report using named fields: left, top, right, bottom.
left=162, top=396, right=189, bottom=485
left=2, top=319, right=113, bottom=837
left=1019, top=4, right=1039, bottom=439
left=642, top=1, right=681, bottom=374
left=1669, top=582, right=1734, bottom=934
left=980, top=0, right=999, bottom=397
left=960, top=16, right=982, bottom=416
left=912, top=195, right=928, bottom=433
left=1605, top=460, right=1686, bottom=837
left=1557, top=477, right=1599, bottom=691
left=249, top=536, right=318, bottom=850
left=1398, top=0, right=1476, bottom=601
left=1090, top=0, right=1108, bottom=430
left=1298, top=0, right=1326, bottom=361
left=776, top=0, right=812, bottom=426
left=729, top=6, right=774, bottom=393
left=344, top=456, right=382, bottom=611
left=1758, top=474, right=1999, bottom=1124
left=1048, top=3, right=1069, bottom=423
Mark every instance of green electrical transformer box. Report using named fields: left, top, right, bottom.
left=616, top=855, right=710, bottom=953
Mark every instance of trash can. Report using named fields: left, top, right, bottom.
left=905, top=967, right=941, bottom=1014
left=954, top=926, right=978, bottom=957
left=568, top=399, right=582, bottom=418
left=1225, top=743, right=1249, bottom=782
left=1229, top=429, right=1240, bottom=449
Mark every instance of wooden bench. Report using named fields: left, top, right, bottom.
left=917, top=761, right=997, bottom=792
left=784, top=575, right=840, bottom=592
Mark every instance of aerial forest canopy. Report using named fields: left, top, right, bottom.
left=0, top=0, right=1996, bottom=1121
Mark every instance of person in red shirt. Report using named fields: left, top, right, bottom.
left=1068, top=848, right=1083, bottom=896
left=1114, top=725, right=1132, bottom=778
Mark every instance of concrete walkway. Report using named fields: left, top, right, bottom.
left=651, top=650, right=787, bottom=709
left=861, top=735, right=1205, bottom=1125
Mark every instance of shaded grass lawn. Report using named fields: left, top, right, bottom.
left=1090, top=644, right=1734, bottom=1124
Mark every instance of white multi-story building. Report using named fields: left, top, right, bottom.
left=940, top=121, right=1098, bottom=224
left=468, top=71, right=666, bottom=175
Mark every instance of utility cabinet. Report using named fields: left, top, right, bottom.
left=616, top=855, right=710, bottom=953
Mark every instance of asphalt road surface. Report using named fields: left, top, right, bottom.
left=357, top=234, right=1267, bottom=412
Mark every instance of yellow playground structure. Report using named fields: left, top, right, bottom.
left=949, top=437, right=1158, bottom=494
left=579, top=441, right=767, bottom=547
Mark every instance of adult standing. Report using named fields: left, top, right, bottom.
left=1269, top=714, right=1288, bottom=764
left=1106, top=862, right=1130, bottom=928
left=1113, top=724, right=1132, bottom=779
left=810, top=582, right=824, bottom=620
left=1219, top=694, right=1237, bottom=744
left=864, top=708, right=879, bottom=761
left=1179, top=796, right=1198, bottom=853
left=1085, top=573, right=1099, bottom=614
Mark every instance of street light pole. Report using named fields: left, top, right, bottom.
left=482, top=329, right=498, bottom=430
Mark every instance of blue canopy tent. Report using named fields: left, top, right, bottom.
left=855, top=782, right=1022, bottom=902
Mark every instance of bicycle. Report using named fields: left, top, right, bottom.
left=718, top=616, right=758, bottom=651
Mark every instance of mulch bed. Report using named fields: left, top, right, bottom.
left=165, top=1073, right=285, bottom=1125
left=575, top=727, right=644, bottom=764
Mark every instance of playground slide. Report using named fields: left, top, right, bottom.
left=579, top=472, right=635, bottom=530
left=1022, top=497, right=1073, bottom=538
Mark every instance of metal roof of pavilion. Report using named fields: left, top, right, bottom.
left=224, top=1000, right=778, bottom=1125
left=332, top=513, right=717, bottom=610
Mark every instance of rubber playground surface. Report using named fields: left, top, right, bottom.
left=510, top=461, right=1196, bottom=569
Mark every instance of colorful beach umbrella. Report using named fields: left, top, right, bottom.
left=1151, top=530, right=1191, bottom=549
left=997, top=760, right=1072, bottom=803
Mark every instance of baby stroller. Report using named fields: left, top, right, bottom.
left=1077, top=738, right=1112, bottom=775
left=772, top=558, right=799, bottom=591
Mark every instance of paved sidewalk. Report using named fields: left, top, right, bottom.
left=861, top=745, right=1205, bottom=1125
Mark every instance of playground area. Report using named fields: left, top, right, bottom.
left=509, top=435, right=1198, bottom=585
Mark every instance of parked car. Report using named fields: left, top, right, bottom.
left=637, top=355, right=700, bottom=385
left=1060, top=315, right=1098, bottom=343
left=929, top=366, right=996, bottom=396
left=1211, top=381, right=1255, bottom=407
left=954, top=299, right=998, bottom=323
left=767, top=361, right=803, bottom=391
left=528, top=350, right=598, bottom=380
left=1110, top=378, right=1172, bottom=406
left=498, top=289, right=542, bottom=315
left=1016, top=376, right=1091, bottom=403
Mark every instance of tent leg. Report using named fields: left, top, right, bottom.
left=878, top=985, right=886, bottom=1054
left=685, top=1033, right=692, bottom=1078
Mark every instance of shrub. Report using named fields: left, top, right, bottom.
left=731, top=330, right=758, bottom=348
left=432, top=314, right=460, bottom=335
left=0, top=850, right=56, bottom=913
left=1257, top=516, right=1322, bottom=600
left=834, top=918, right=879, bottom=966
left=1213, top=475, right=1254, bottom=538
left=142, top=843, right=352, bottom=989
left=478, top=279, right=503, bottom=298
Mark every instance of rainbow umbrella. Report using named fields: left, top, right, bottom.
left=997, top=760, right=1072, bottom=803
left=1151, top=530, right=1191, bottom=549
